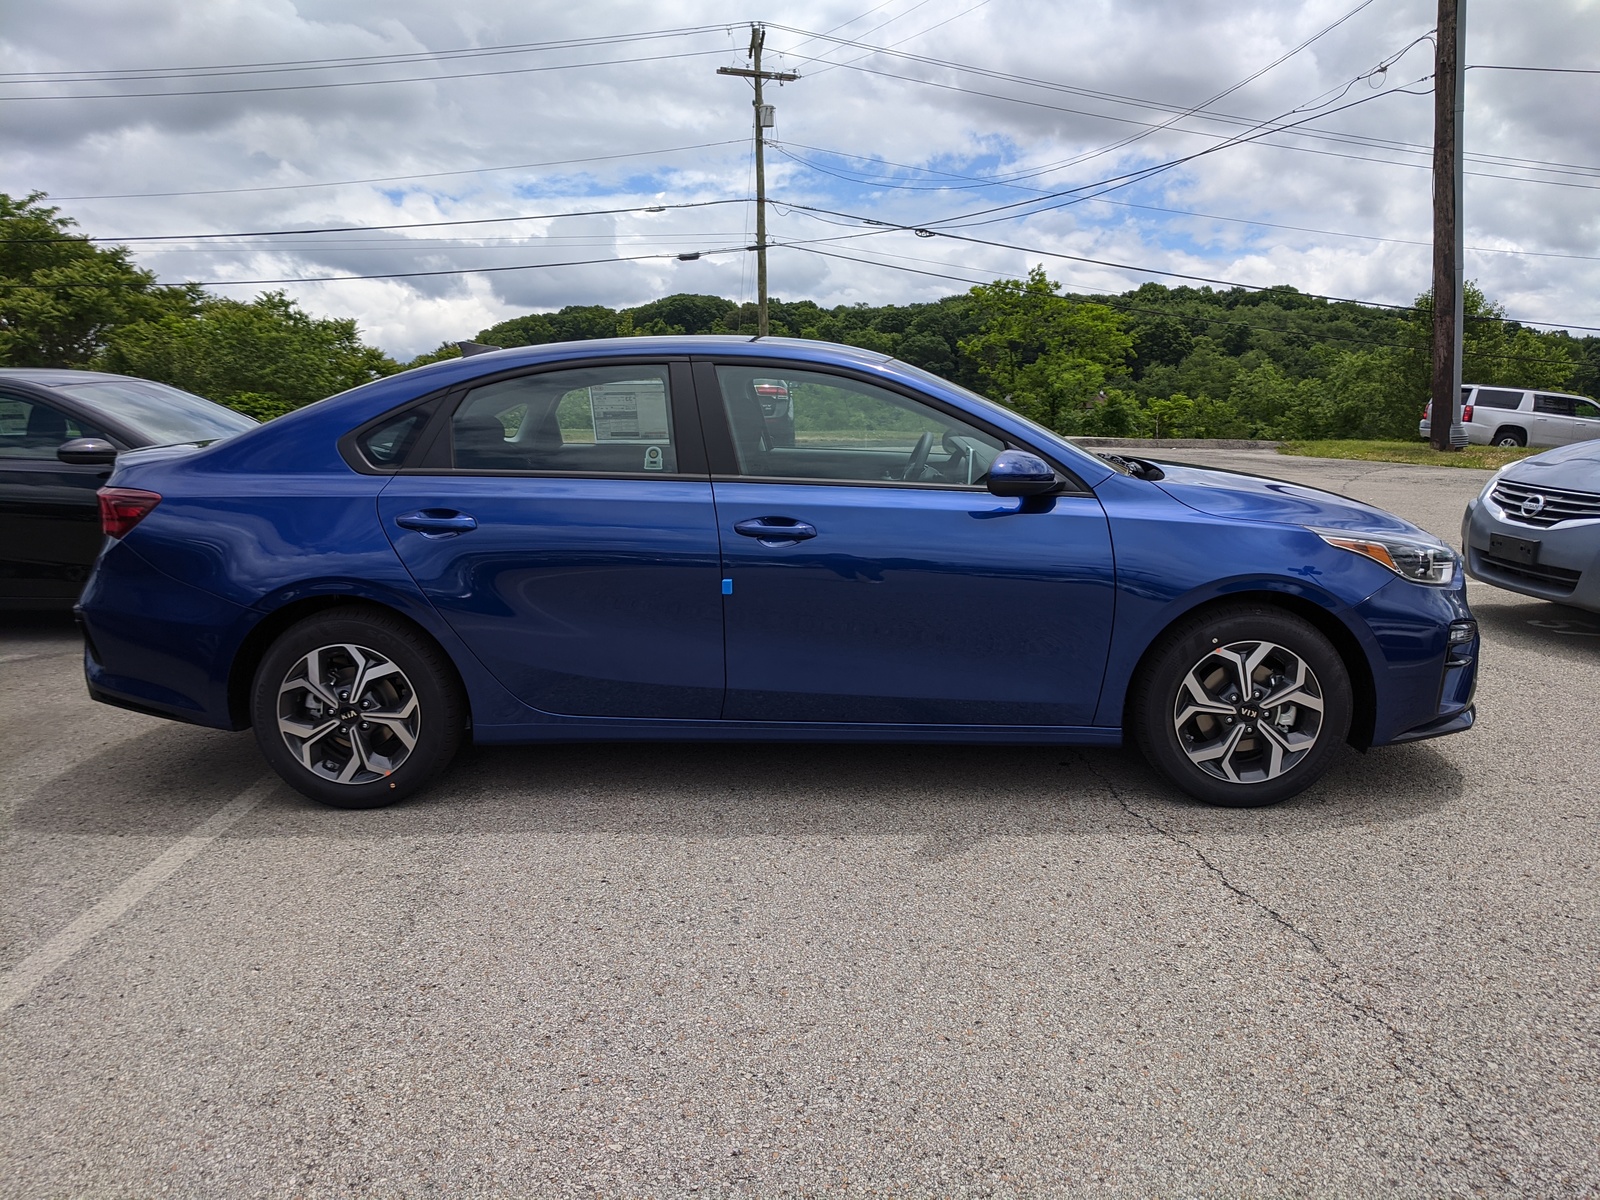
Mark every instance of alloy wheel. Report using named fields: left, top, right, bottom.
left=276, top=643, right=420, bottom=785
left=1172, top=639, right=1325, bottom=785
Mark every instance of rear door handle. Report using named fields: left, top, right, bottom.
left=733, top=516, right=817, bottom=545
left=395, top=509, right=478, bottom=537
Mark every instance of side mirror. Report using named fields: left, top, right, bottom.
left=57, top=437, right=119, bottom=466
left=987, top=449, right=1058, bottom=497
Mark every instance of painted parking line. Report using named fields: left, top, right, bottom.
left=0, top=774, right=279, bottom=1016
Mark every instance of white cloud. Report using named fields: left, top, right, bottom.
left=3, top=0, right=1595, bottom=358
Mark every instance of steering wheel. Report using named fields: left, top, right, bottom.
left=902, top=431, right=934, bottom=481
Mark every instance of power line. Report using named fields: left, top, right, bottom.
left=764, top=27, right=1598, bottom=187
left=0, top=244, right=759, bottom=290
left=770, top=202, right=1600, bottom=333
left=1468, top=64, right=1600, bottom=75
left=782, top=243, right=1586, bottom=365
left=771, top=139, right=1600, bottom=262
left=0, top=25, right=731, bottom=82
left=0, top=198, right=749, bottom=246
left=46, top=141, right=747, bottom=201
left=0, top=47, right=730, bottom=101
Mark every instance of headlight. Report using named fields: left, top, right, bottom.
left=1314, top=528, right=1457, bottom=585
left=1479, top=467, right=1508, bottom=504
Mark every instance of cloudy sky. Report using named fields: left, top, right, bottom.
left=3, top=0, right=1597, bottom=359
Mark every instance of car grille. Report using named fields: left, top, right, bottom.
left=1477, top=552, right=1581, bottom=594
left=1490, top=479, right=1600, bottom=527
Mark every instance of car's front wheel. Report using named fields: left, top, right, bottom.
left=250, top=607, right=465, bottom=808
left=1131, top=606, right=1352, bottom=807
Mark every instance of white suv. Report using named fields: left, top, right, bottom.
left=1420, top=385, right=1600, bottom=448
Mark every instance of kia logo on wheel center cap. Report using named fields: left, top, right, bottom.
left=1520, top=493, right=1547, bottom=518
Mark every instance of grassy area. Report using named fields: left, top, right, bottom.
left=1278, top=439, right=1540, bottom=470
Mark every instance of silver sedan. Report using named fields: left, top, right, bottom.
left=1463, top=438, right=1600, bottom=612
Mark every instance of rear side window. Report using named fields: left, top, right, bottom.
left=358, top=409, right=431, bottom=467
left=1533, top=394, right=1575, bottom=416
left=451, top=365, right=677, bottom=474
left=1472, top=389, right=1523, bottom=410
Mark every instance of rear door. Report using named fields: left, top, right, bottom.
left=1561, top=396, right=1600, bottom=444
left=378, top=359, right=726, bottom=720
left=696, top=359, right=1116, bottom=727
left=1531, top=393, right=1576, bottom=447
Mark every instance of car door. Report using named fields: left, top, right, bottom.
left=695, top=360, right=1116, bottom=727
left=0, top=391, right=115, bottom=605
left=377, top=360, right=726, bottom=720
left=1565, top=396, right=1600, bottom=444
left=1531, top=394, right=1576, bottom=447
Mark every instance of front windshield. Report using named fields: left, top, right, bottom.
left=52, top=379, right=256, bottom=445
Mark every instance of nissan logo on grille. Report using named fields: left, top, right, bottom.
left=1519, top=493, right=1547, bottom=519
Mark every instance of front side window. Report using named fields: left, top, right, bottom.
left=451, top=365, right=677, bottom=474
left=714, top=365, right=1003, bottom=486
left=0, top=396, right=107, bottom=459
left=1571, top=397, right=1600, bottom=422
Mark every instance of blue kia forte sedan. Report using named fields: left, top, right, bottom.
left=78, top=337, right=1478, bottom=809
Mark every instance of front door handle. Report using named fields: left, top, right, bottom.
left=395, top=509, right=478, bottom=537
left=733, top=516, right=817, bottom=545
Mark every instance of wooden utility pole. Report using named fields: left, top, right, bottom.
left=718, top=24, right=798, bottom=337
left=1429, top=0, right=1466, bottom=450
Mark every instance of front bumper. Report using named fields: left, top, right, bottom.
left=1352, top=570, right=1478, bottom=748
left=1462, top=494, right=1600, bottom=614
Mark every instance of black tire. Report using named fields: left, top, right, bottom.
left=250, top=607, right=465, bottom=809
left=1492, top=428, right=1527, bottom=448
left=1130, top=605, right=1352, bottom=808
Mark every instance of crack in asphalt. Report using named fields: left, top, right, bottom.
left=1075, top=752, right=1521, bottom=1187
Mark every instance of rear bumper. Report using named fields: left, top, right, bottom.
left=78, top=540, right=250, bottom=729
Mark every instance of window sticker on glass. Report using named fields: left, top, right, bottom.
left=642, top=445, right=664, bottom=470
left=590, top=379, right=670, bottom=444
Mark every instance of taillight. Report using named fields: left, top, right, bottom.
left=98, top=488, right=162, bottom=538
left=1462, top=404, right=1473, bottom=423
left=1423, top=400, right=1432, bottom=419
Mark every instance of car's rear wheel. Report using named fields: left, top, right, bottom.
left=1131, top=606, right=1352, bottom=807
left=250, top=608, right=464, bottom=808
left=1492, top=427, right=1527, bottom=447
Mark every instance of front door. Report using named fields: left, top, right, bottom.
left=379, top=361, right=725, bottom=720
left=699, top=362, right=1116, bottom=727
left=0, top=393, right=113, bottom=605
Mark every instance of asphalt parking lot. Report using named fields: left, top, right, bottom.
left=2, top=449, right=1596, bottom=1197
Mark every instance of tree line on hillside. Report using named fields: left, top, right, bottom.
left=5, top=191, right=1596, bottom=436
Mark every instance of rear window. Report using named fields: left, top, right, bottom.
left=51, top=379, right=256, bottom=445
left=1472, top=389, right=1524, bottom=410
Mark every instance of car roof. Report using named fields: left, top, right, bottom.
left=0, top=368, right=141, bottom=388
left=1467, top=383, right=1594, bottom=400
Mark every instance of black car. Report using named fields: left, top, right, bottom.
left=0, top=369, right=256, bottom=609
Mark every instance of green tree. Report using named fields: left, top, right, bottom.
left=100, top=291, right=396, bottom=419
left=1396, top=282, right=1574, bottom=415
left=0, top=191, right=198, bottom=367
left=959, top=267, right=1132, bottom=432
